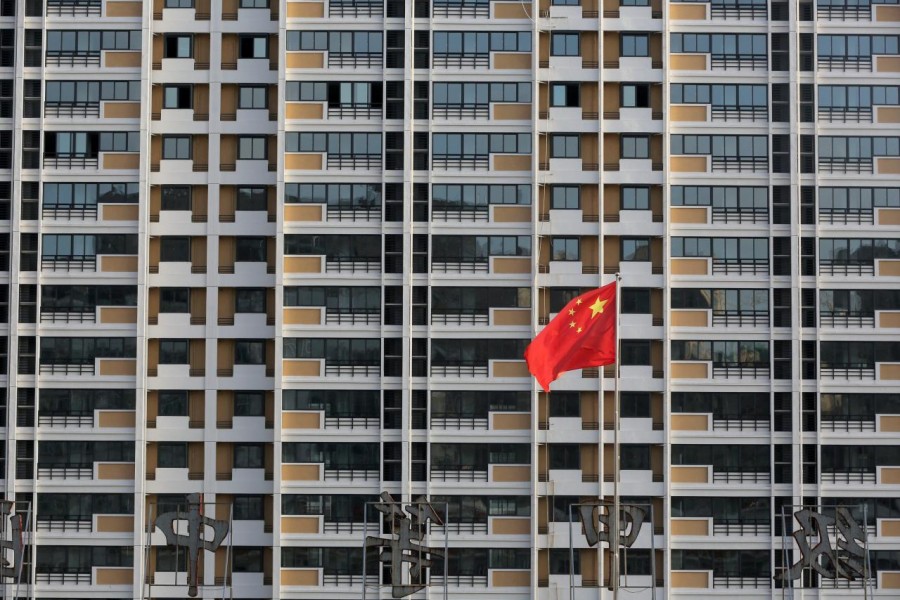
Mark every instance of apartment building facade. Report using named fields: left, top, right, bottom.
left=0, top=0, right=898, bottom=596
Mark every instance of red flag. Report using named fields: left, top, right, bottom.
left=524, top=282, right=617, bottom=392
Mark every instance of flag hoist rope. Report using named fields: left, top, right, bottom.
left=611, top=272, right=622, bottom=599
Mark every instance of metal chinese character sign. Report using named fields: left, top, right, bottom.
left=778, top=507, right=869, bottom=582
left=0, top=501, right=26, bottom=585
left=153, top=493, right=230, bottom=597
left=365, top=492, right=445, bottom=599
left=577, top=502, right=647, bottom=549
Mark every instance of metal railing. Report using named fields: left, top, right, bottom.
left=711, top=207, right=768, bottom=224
left=432, top=155, right=490, bottom=170
left=712, top=418, right=770, bottom=432
left=819, top=312, right=875, bottom=327
left=430, top=468, right=488, bottom=482
left=430, top=416, right=489, bottom=429
left=818, top=261, right=875, bottom=275
left=327, top=53, right=383, bottom=68
left=431, top=574, right=488, bottom=586
left=434, top=53, right=490, bottom=68
left=37, top=466, right=93, bottom=479
left=431, top=312, right=490, bottom=325
left=35, top=572, right=92, bottom=584
left=326, top=207, right=381, bottom=221
left=323, top=573, right=379, bottom=586
left=44, top=102, right=101, bottom=118
left=819, top=207, right=874, bottom=224
left=820, top=366, right=876, bottom=379
left=712, top=519, right=770, bottom=535
left=47, top=0, right=102, bottom=15
left=818, top=106, right=874, bottom=123
left=430, top=364, right=489, bottom=377
left=322, top=521, right=378, bottom=533
left=324, top=259, right=380, bottom=273
left=38, top=414, right=94, bottom=427
left=433, top=0, right=489, bottom=16
left=711, top=155, right=768, bottom=172
left=41, top=256, right=97, bottom=272
left=712, top=365, right=769, bottom=379
left=817, top=4, right=871, bottom=20
left=39, top=363, right=96, bottom=375
left=821, top=471, right=876, bottom=483
left=710, top=54, right=767, bottom=70
left=36, top=518, right=92, bottom=532
left=712, top=576, right=769, bottom=588
left=710, top=105, right=768, bottom=121
left=324, top=416, right=379, bottom=429
left=711, top=259, right=768, bottom=275
left=821, top=418, right=876, bottom=432
left=329, top=0, right=384, bottom=15
left=710, top=2, right=767, bottom=18
left=323, top=468, right=379, bottom=481
left=712, top=310, right=768, bottom=327
left=44, top=156, right=99, bottom=169
left=433, top=104, right=490, bottom=119
left=40, top=310, right=96, bottom=323
left=324, top=310, right=380, bottom=325
left=327, top=105, right=382, bottom=119
left=711, top=471, right=769, bottom=483
left=326, top=154, right=382, bottom=169
left=42, top=205, right=99, bottom=220
left=431, top=260, right=489, bottom=273
left=432, top=207, right=490, bottom=222
left=324, top=364, right=379, bottom=376
left=432, top=521, right=488, bottom=534
left=45, top=53, right=101, bottom=67
left=818, top=55, right=873, bottom=71
left=819, top=157, right=874, bottom=174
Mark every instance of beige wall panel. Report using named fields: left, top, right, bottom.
left=670, top=258, right=708, bottom=275
left=670, top=207, right=708, bottom=223
left=878, top=157, right=900, bottom=174
left=670, top=310, right=708, bottom=327
left=98, top=411, right=136, bottom=427
left=286, top=52, right=324, bottom=68
left=104, top=52, right=141, bottom=67
left=281, top=569, right=319, bottom=586
left=670, top=105, right=708, bottom=121
left=880, top=364, right=900, bottom=380
left=287, top=1, right=325, bottom=16
left=285, top=154, right=323, bottom=170
left=671, top=519, right=709, bottom=535
left=493, top=413, right=531, bottom=430
left=97, top=462, right=136, bottom=479
left=670, top=362, right=708, bottom=379
left=877, top=56, right=900, bottom=72
left=283, top=412, right=321, bottom=429
left=106, top=1, right=142, bottom=16
left=669, top=3, right=706, bottom=18
left=877, top=5, right=900, bottom=19
left=493, top=361, right=530, bottom=377
left=492, top=309, right=530, bottom=326
left=879, top=260, right=900, bottom=276
left=100, top=307, right=137, bottom=324
left=882, top=467, right=900, bottom=483
left=286, top=103, right=324, bottom=119
left=283, top=360, right=321, bottom=376
left=670, top=54, right=707, bottom=70
left=494, top=53, right=531, bottom=69
left=282, top=516, right=320, bottom=534
left=671, top=414, right=709, bottom=431
left=99, top=359, right=137, bottom=376
left=492, top=257, right=531, bottom=273
left=95, top=568, right=133, bottom=585
left=103, top=153, right=140, bottom=170
left=284, top=204, right=323, bottom=221
left=492, top=465, right=530, bottom=482
left=102, top=204, right=139, bottom=221
left=96, top=515, right=134, bottom=532
left=493, top=103, right=531, bottom=120
left=103, top=102, right=141, bottom=119
left=284, top=256, right=322, bottom=273
left=671, top=571, right=709, bottom=588
left=282, top=464, right=320, bottom=481
left=880, top=415, right=900, bottom=432
left=671, top=466, right=709, bottom=483
left=494, top=1, right=531, bottom=17
left=492, top=571, right=530, bottom=587
left=670, top=156, right=707, bottom=172
left=494, top=155, right=532, bottom=171
left=491, top=518, right=530, bottom=535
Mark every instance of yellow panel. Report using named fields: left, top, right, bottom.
left=285, top=103, right=324, bottom=119
left=494, top=53, right=532, bottom=69
left=670, top=258, right=708, bottom=275
left=103, top=153, right=140, bottom=170
left=101, top=256, right=138, bottom=272
left=105, top=1, right=142, bottom=16
left=882, top=519, right=900, bottom=536
left=877, top=107, right=900, bottom=123
left=281, top=569, right=319, bottom=586
left=493, top=257, right=531, bottom=274
left=493, top=361, right=530, bottom=377
left=286, top=52, right=324, bottom=68
left=491, top=517, right=530, bottom=535
left=492, top=309, right=530, bottom=326
left=670, top=105, right=708, bottom=122
left=283, top=308, right=322, bottom=325
left=282, top=464, right=320, bottom=481
left=880, top=364, right=900, bottom=380
left=95, top=568, right=133, bottom=585
left=103, top=102, right=141, bottom=119
left=671, top=414, right=709, bottom=431
left=284, top=204, right=323, bottom=221
left=670, top=207, right=708, bottom=224
left=880, top=415, right=900, bottom=432
left=98, top=411, right=136, bottom=428
left=492, top=570, right=530, bottom=587
left=877, top=5, right=900, bottom=19
left=286, top=1, right=325, bottom=17
left=282, top=412, right=321, bottom=429
left=104, top=52, right=142, bottom=68
left=878, top=260, right=900, bottom=276
left=99, top=359, right=137, bottom=376
left=282, top=516, right=320, bottom=534
left=671, top=571, right=709, bottom=588
left=884, top=572, right=900, bottom=589
left=882, top=467, right=900, bottom=484
left=100, top=307, right=137, bottom=324
left=493, top=206, right=531, bottom=222
left=492, top=465, right=531, bottom=482
left=877, top=56, right=900, bottom=72
left=669, top=54, right=707, bottom=70
left=284, top=256, right=322, bottom=273
left=880, top=312, right=900, bottom=328
left=283, top=360, right=321, bottom=376
left=494, top=154, right=532, bottom=171
left=878, top=157, right=900, bottom=174
left=493, top=413, right=531, bottom=430
left=671, top=519, right=709, bottom=535
left=494, top=2, right=532, bottom=17
left=671, top=466, right=709, bottom=483
left=102, top=204, right=139, bottom=221
left=670, top=156, right=708, bottom=172
left=493, top=103, right=532, bottom=120
left=96, top=515, right=134, bottom=532
left=670, top=310, right=708, bottom=327
left=284, top=153, right=323, bottom=170
left=97, top=462, right=135, bottom=480
left=670, top=363, right=708, bottom=379
left=878, top=208, right=900, bottom=225
left=669, top=3, right=706, bottom=18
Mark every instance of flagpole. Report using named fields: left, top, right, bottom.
left=611, top=272, right=622, bottom=600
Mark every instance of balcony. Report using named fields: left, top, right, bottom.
left=820, top=312, right=875, bottom=327
left=328, top=0, right=384, bottom=15
left=430, top=468, right=489, bottom=482
left=711, top=364, right=769, bottom=379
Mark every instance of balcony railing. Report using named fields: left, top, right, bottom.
left=430, top=416, right=489, bottom=429
left=37, top=466, right=93, bottom=479
left=712, top=365, right=769, bottom=379
left=430, top=468, right=488, bottom=482
left=326, top=207, right=381, bottom=222
left=818, top=261, right=875, bottom=275
left=430, top=364, right=489, bottom=377
left=41, top=256, right=97, bottom=272
left=36, top=518, right=92, bottom=532
left=323, top=468, right=379, bottom=481
left=323, top=574, right=379, bottom=586
left=433, top=104, right=490, bottom=119
left=819, top=207, right=874, bottom=224
left=819, top=312, right=875, bottom=327
left=431, top=311, right=490, bottom=325
left=819, top=157, right=874, bottom=174
left=710, top=156, right=768, bottom=173
left=47, top=0, right=102, bottom=15
left=820, top=365, right=876, bottom=379
left=44, top=102, right=101, bottom=118
left=35, top=573, right=92, bottom=584
left=46, top=53, right=101, bottom=67
left=324, top=364, right=379, bottom=376
left=328, top=53, right=383, bottom=68
left=324, top=310, right=380, bottom=325
left=40, top=310, right=96, bottom=323
left=711, top=310, right=768, bottom=327
left=710, top=2, right=767, bottom=18
left=712, top=576, right=769, bottom=588
left=711, top=470, right=769, bottom=483
left=817, top=3, right=871, bottom=19
left=818, top=55, right=873, bottom=71
left=711, top=259, right=768, bottom=275
left=820, top=418, right=876, bottom=432
left=711, top=207, right=768, bottom=224
left=432, top=521, right=489, bottom=534
left=712, top=418, right=770, bottom=432
left=821, top=470, right=876, bottom=483
left=39, top=363, right=96, bottom=375
left=432, top=207, right=490, bottom=222
left=326, top=154, right=382, bottom=169
left=431, top=260, right=489, bottom=273
left=42, top=205, right=99, bottom=220
left=38, top=414, right=94, bottom=427
left=712, top=519, right=770, bottom=535
left=326, top=105, right=382, bottom=119
left=710, top=105, right=768, bottom=122
left=818, top=106, right=873, bottom=123
left=432, top=155, right=490, bottom=170
left=433, top=0, right=489, bottom=16
left=430, top=575, right=488, bottom=586
left=44, top=156, right=99, bottom=169
left=434, top=53, right=490, bottom=68
left=322, top=521, right=378, bottom=533
left=324, top=259, right=380, bottom=273
left=324, top=416, right=379, bottom=429
left=328, top=0, right=384, bottom=16
left=710, top=54, right=767, bottom=70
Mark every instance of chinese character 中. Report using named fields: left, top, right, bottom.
left=365, top=492, right=444, bottom=599
left=778, top=507, right=868, bottom=581
left=154, top=493, right=229, bottom=597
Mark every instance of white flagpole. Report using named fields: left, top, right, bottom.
left=611, top=272, right=622, bottom=599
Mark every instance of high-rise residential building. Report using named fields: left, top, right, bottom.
left=0, top=0, right=898, bottom=596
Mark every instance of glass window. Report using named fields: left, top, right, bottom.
left=160, top=237, right=190, bottom=262
left=548, top=392, right=580, bottom=417
left=162, top=136, right=191, bottom=160
left=241, top=0, right=268, bottom=7
left=621, top=288, right=651, bottom=313
left=235, top=340, right=265, bottom=365
left=551, top=134, right=580, bottom=158
left=159, top=339, right=189, bottom=364
left=551, top=237, right=580, bottom=261
left=621, top=186, right=650, bottom=210
left=238, top=136, right=267, bottom=160
left=163, top=85, right=192, bottom=109
left=621, top=83, right=650, bottom=108
left=233, top=496, right=265, bottom=520
left=236, top=288, right=266, bottom=313
left=158, top=391, right=188, bottom=416
left=164, top=35, right=192, bottom=59
left=621, top=34, right=649, bottom=57
left=551, top=33, right=580, bottom=56
left=621, top=238, right=651, bottom=261
left=159, top=288, right=190, bottom=313
left=620, top=392, right=651, bottom=418
left=621, top=135, right=650, bottom=159
left=234, top=392, right=265, bottom=417
left=239, top=86, right=267, bottom=109
left=157, top=443, right=187, bottom=468
left=620, top=340, right=651, bottom=365
left=166, top=0, right=194, bottom=7
left=550, top=83, right=580, bottom=107
left=234, top=444, right=264, bottom=468
left=235, top=237, right=267, bottom=262
left=161, top=186, right=191, bottom=211
left=551, top=186, right=580, bottom=209
left=239, top=36, right=268, bottom=59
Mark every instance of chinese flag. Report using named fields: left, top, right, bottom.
left=525, top=282, right=617, bottom=392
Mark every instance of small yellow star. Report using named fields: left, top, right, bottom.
left=589, top=297, right=608, bottom=318
left=576, top=298, right=583, bottom=305
left=577, top=327, right=583, bottom=333
left=569, top=321, right=576, bottom=328
left=568, top=308, right=575, bottom=316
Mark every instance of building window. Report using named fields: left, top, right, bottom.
left=234, top=391, right=265, bottom=417
left=162, top=136, right=191, bottom=160
left=163, top=35, right=193, bottom=59
left=621, top=238, right=651, bottom=261
left=551, top=33, right=580, bottom=56
left=233, top=496, right=264, bottom=521
left=550, top=83, right=580, bottom=107
left=235, top=237, right=267, bottom=262
left=236, top=288, right=266, bottom=313
left=551, top=186, right=580, bottom=209
left=234, top=444, right=264, bottom=468
left=160, top=288, right=190, bottom=313
left=551, top=135, right=580, bottom=159
left=621, top=33, right=649, bottom=57
left=239, top=36, right=268, bottom=59
left=621, top=288, right=651, bottom=313
left=157, top=442, right=187, bottom=468
left=621, top=135, right=650, bottom=159
left=160, top=237, right=191, bottom=262
left=235, top=340, right=265, bottom=365
left=621, top=186, right=650, bottom=210
left=620, top=444, right=651, bottom=469
left=158, top=391, right=188, bottom=416
left=548, top=444, right=580, bottom=470
left=238, top=86, right=267, bottom=109
left=621, top=83, right=650, bottom=108
left=165, top=0, right=193, bottom=7
left=551, top=237, right=580, bottom=261
left=238, top=136, right=267, bottom=160
left=161, top=186, right=191, bottom=211
left=620, top=392, right=651, bottom=418
left=620, top=340, right=651, bottom=365
left=159, top=339, right=189, bottom=364
left=163, top=85, right=192, bottom=109
left=548, top=392, right=580, bottom=418
left=237, top=187, right=268, bottom=211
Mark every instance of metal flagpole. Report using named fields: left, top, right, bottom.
left=611, top=272, right=622, bottom=600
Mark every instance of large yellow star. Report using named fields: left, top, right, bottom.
left=589, top=297, right=608, bottom=318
